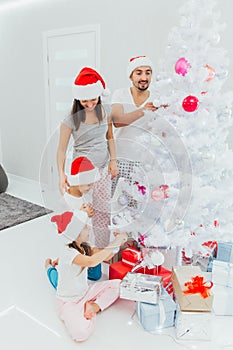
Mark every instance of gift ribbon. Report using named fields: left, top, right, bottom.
left=183, top=275, right=213, bottom=298
left=137, top=299, right=166, bottom=330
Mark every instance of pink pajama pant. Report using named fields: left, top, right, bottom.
left=56, top=279, right=120, bottom=342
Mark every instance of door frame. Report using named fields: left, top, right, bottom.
left=42, top=24, right=100, bottom=187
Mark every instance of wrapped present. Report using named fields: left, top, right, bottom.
left=120, top=272, right=162, bottom=304
left=136, top=266, right=173, bottom=293
left=175, top=306, right=212, bottom=341
left=212, top=284, right=233, bottom=315
left=216, top=241, right=233, bottom=263
left=109, top=261, right=132, bottom=280
left=212, top=260, right=233, bottom=288
left=122, top=247, right=141, bottom=266
left=182, top=241, right=218, bottom=272
left=158, top=246, right=182, bottom=270
left=136, top=289, right=176, bottom=331
left=172, top=266, right=213, bottom=311
left=108, top=238, right=139, bottom=264
left=192, top=241, right=218, bottom=272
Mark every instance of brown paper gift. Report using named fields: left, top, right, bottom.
left=172, top=265, right=213, bottom=311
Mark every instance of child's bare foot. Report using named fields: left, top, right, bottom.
left=45, top=258, right=52, bottom=269
left=84, top=302, right=100, bottom=320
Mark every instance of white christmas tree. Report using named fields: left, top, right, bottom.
left=111, top=0, right=233, bottom=255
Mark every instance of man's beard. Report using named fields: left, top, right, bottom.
left=135, top=80, right=149, bottom=91
left=137, top=85, right=149, bottom=91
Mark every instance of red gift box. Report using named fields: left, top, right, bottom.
left=109, top=261, right=132, bottom=280
left=121, top=248, right=141, bottom=266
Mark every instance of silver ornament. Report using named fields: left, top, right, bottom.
left=118, top=194, right=128, bottom=206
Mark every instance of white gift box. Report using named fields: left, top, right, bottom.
left=175, top=307, right=212, bottom=341
left=212, top=260, right=233, bottom=288
left=212, top=284, right=233, bottom=315
left=120, top=272, right=162, bottom=304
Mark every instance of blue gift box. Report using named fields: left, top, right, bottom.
left=216, top=242, right=233, bottom=263
left=136, top=289, right=176, bottom=331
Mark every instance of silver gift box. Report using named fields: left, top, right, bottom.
left=120, top=272, right=162, bottom=304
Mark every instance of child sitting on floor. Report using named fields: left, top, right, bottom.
left=49, top=209, right=127, bottom=342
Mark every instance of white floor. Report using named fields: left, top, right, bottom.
left=1, top=174, right=233, bottom=350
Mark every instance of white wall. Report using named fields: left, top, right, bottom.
left=0, top=0, right=233, bottom=181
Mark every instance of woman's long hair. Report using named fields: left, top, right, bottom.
left=71, top=97, right=103, bottom=131
left=68, top=241, right=92, bottom=256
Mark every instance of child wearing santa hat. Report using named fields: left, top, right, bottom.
left=49, top=209, right=127, bottom=342
left=63, top=155, right=100, bottom=214
left=46, top=156, right=102, bottom=285
left=57, top=66, right=118, bottom=249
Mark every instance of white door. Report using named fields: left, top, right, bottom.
left=41, top=25, right=100, bottom=196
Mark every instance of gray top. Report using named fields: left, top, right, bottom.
left=63, top=109, right=109, bottom=169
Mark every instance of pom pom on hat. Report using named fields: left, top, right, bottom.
left=51, top=209, right=88, bottom=241
left=127, top=55, right=154, bottom=78
left=67, top=156, right=100, bottom=186
left=72, top=67, right=110, bottom=100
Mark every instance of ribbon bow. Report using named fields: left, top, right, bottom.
left=134, top=181, right=146, bottom=195
left=183, top=275, right=213, bottom=298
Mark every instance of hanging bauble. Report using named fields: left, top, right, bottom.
left=175, top=218, right=184, bottom=229
left=175, top=57, right=191, bottom=76
left=205, top=64, right=215, bottom=82
left=182, top=95, right=199, bottom=112
left=118, top=194, right=128, bottom=206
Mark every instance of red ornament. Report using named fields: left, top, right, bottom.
left=182, top=95, right=199, bottom=112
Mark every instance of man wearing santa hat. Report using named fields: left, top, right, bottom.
left=110, top=56, right=158, bottom=208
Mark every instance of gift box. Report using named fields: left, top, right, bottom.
left=122, top=247, right=141, bottom=266
left=108, top=238, right=139, bottom=264
left=158, top=246, right=182, bottom=270
left=135, top=266, right=173, bottom=293
left=136, top=289, right=176, bottom=331
left=175, top=306, right=212, bottom=341
left=212, top=260, right=233, bottom=288
left=120, top=272, right=162, bottom=304
left=212, top=284, right=233, bottom=315
left=109, top=261, right=132, bottom=280
left=172, top=266, right=213, bottom=311
left=216, top=241, right=233, bottom=263
left=183, top=241, right=218, bottom=272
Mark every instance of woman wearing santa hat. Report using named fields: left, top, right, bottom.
left=57, top=67, right=117, bottom=248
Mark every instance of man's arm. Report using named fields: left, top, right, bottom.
left=110, top=102, right=158, bottom=128
left=110, top=103, right=144, bottom=128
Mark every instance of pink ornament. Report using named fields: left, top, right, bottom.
left=182, top=95, right=199, bottom=112
left=151, top=184, right=169, bottom=202
left=175, top=57, right=191, bottom=76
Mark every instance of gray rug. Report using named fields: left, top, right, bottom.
left=0, top=193, right=53, bottom=230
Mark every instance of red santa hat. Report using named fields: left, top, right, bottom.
left=51, top=209, right=88, bottom=241
left=127, top=56, right=154, bottom=78
left=72, top=67, right=110, bottom=100
left=67, top=156, right=100, bottom=186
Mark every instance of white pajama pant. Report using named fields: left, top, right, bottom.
left=56, top=279, right=120, bottom=342
left=92, top=169, right=111, bottom=248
